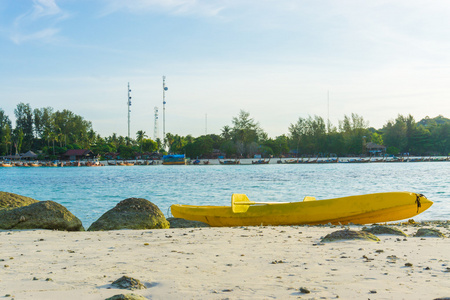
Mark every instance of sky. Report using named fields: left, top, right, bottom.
left=1, top=0, right=449, bottom=140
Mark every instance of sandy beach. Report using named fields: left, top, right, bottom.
left=1, top=223, right=449, bottom=300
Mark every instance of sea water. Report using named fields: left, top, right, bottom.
left=1, top=161, right=449, bottom=228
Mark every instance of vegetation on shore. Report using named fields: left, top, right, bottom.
left=1, top=103, right=449, bottom=159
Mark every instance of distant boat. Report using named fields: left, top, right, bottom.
left=219, top=159, right=240, bottom=165
left=283, top=159, right=299, bottom=164
left=163, top=154, right=187, bottom=165
left=252, top=159, right=270, bottom=164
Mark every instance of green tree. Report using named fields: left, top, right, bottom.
left=339, top=113, right=370, bottom=155
left=220, top=140, right=236, bottom=158
left=141, top=138, right=158, bottom=153
left=136, top=130, right=147, bottom=152
left=170, top=134, right=185, bottom=154
left=52, top=109, right=93, bottom=146
left=231, top=110, right=266, bottom=157
left=13, top=128, right=24, bottom=155
left=371, top=132, right=384, bottom=145
left=432, top=123, right=450, bottom=155
left=118, top=144, right=138, bottom=159
left=2, top=124, right=12, bottom=155
left=155, top=138, right=162, bottom=152
left=184, top=135, right=214, bottom=158
left=33, top=107, right=53, bottom=141
left=221, top=125, right=232, bottom=140
left=382, top=115, right=408, bottom=154
left=0, top=109, right=12, bottom=155
left=289, top=115, right=327, bottom=156
left=14, top=103, right=34, bottom=151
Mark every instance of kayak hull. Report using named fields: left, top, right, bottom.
left=170, top=192, right=433, bottom=227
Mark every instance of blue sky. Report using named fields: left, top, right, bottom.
left=1, top=0, right=449, bottom=139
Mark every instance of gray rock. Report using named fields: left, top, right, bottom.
left=414, top=228, right=446, bottom=238
left=0, top=191, right=39, bottom=210
left=0, top=200, right=84, bottom=231
left=299, top=287, right=310, bottom=294
left=321, top=229, right=380, bottom=242
left=105, top=294, right=147, bottom=300
left=88, top=198, right=169, bottom=231
left=167, top=217, right=210, bottom=228
left=363, top=225, right=408, bottom=236
left=111, top=276, right=146, bottom=290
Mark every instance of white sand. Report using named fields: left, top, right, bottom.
left=1, top=224, right=449, bottom=299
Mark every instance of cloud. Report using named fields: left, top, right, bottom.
left=10, top=0, right=68, bottom=45
left=29, top=0, right=63, bottom=20
left=100, top=0, right=225, bottom=17
left=11, top=27, right=60, bottom=44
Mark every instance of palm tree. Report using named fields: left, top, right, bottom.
left=87, top=129, right=96, bottom=148
left=170, top=135, right=183, bottom=153
left=49, top=131, right=57, bottom=155
left=136, top=130, right=147, bottom=153
left=155, top=138, right=162, bottom=152
left=164, top=133, right=175, bottom=152
left=3, top=124, right=11, bottom=155
left=221, top=125, right=232, bottom=140
left=117, top=135, right=125, bottom=147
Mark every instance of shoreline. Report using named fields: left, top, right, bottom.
left=1, top=222, right=449, bottom=299
left=1, top=156, right=449, bottom=167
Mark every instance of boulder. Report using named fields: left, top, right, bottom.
left=0, top=200, right=84, bottom=231
left=111, top=276, right=147, bottom=290
left=88, top=198, right=169, bottom=231
left=362, top=225, right=408, bottom=236
left=414, top=228, right=446, bottom=238
left=0, top=191, right=39, bottom=210
left=105, top=294, right=147, bottom=300
left=321, top=229, right=380, bottom=242
left=167, top=217, right=210, bottom=228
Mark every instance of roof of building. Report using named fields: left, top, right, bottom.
left=21, top=150, right=38, bottom=158
left=366, top=142, right=386, bottom=149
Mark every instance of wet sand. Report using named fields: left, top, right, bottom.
left=1, top=222, right=449, bottom=299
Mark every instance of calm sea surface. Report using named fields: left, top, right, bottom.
left=1, top=161, right=449, bottom=228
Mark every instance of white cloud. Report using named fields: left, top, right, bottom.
left=29, top=0, right=63, bottom=20
left=11, top=27, right=60, bottom=44
left=10, top=0, right=68, bottom=45
left=100, top=0, right=225, bottom=17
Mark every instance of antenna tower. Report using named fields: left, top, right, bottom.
left=127, top=82, right=132, bottom=143
left=154, top=107, right=159, bottom=141
left=162, top=76, right=168, bottom=140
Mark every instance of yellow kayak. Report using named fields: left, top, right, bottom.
left=170, top=192, right=433, bottom=227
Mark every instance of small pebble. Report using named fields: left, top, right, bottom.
left=299, top=287, right=310, bottom=294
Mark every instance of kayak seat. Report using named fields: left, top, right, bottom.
left=303, top=196, right=316, bottom=202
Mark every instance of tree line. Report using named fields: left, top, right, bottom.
left=1, top=103, right=449, bottom=160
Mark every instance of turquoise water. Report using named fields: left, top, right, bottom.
left=1, top=162, right=449, bottom=228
